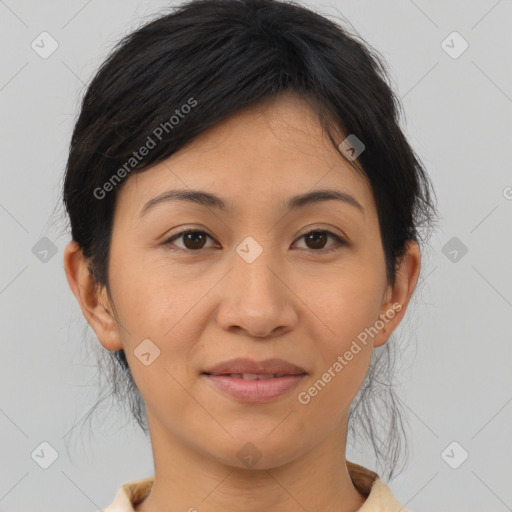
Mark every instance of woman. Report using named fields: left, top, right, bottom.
left=62, top=0, right=436, bottom=510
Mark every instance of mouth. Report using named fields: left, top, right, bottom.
left=202, top=357, right=307, bottom=376
left=201, top=358, right=307, bottom=402
left=203, top=372, right=302, bottom=379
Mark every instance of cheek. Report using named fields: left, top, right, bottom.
left=107, top=250, right=211, bottom=402
left=299, top=260, right=386, bottom=342
left=109, top=249, right=190, bottom=336
left=108, top=263, right=199, bottom=415
left=297, top=260, right=386, bottom=403
left=298, top=287, right=379, bottom=423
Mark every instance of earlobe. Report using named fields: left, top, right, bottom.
left=63, top=241, right=123, bottom=351
left=374, top=240, right=421, bottom=348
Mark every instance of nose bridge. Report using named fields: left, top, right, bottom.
left=232, top=234, right=283, bottom=302
left=215, top=235, right=297, bottom=337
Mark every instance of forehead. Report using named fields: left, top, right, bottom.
left=115, top=92, right=376, bottom=222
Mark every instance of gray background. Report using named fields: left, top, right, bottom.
left=1, top=0, right=511, bottom=511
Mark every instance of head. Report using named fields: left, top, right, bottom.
left=62, top=0, right=435, bottom=479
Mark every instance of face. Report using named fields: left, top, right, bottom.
left=66, top=91, right=418, bottom=470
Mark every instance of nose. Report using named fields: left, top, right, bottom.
left=215, top=245, right=299, bottom=339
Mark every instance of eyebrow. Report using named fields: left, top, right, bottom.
left=139, top=187, right=364, bottom=218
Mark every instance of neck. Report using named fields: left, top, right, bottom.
left=135, top=415, right=367, bottom=512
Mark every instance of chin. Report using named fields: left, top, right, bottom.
left=204, top=434, right=307, bottom=471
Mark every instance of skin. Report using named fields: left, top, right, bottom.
left=64, top=91, right=420, bottom=512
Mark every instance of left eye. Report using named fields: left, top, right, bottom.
left=293, top=230, right=346, bottom=252
left=163, top=229, right=346, bottom=253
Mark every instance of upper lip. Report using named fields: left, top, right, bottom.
left=203, top=358, right=307, bottom=376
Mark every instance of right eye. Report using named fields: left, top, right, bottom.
left=162, top=230, right=218, bottom=252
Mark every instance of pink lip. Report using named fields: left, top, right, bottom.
left=203, top=357, right=307, bottom=376
left=203, top=374, right=306, bottom=403
left=202, top=357, right=307, bottom=403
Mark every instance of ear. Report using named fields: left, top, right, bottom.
left=63, top=240, right=123, bottom=351
left=373, top=240, right=421, bottom=348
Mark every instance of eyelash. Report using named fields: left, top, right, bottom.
left=162, top=229, right=347, bottom=254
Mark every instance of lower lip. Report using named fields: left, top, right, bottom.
left=202, top=374, right=306, bottom=402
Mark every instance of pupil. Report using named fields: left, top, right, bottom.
left=307, top=232, right=326, bottom=249
left=185, top=232, right=205, bottom=249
